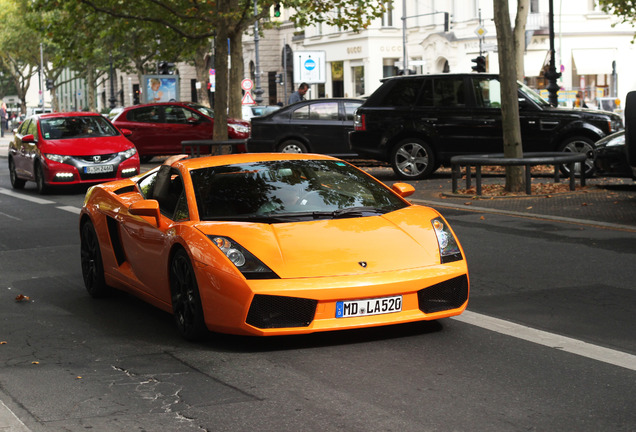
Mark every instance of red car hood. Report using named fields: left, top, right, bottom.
left=40, top=136, right=134, bottom=156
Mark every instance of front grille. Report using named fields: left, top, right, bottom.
left=246, top=295, right=317, bottom=329
left=418, top=275, right=468, bottom=314
left=76, top=153, right=117, bottom=163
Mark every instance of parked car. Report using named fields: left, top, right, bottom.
left=350, top=73, right=624, bottom=179
left=79, top=152, right=468, bottom=339
left=8, top=112, right=140, bottom=194
left=593, top=131, right=635, bottom=178
left=112, top=102, right=250, bottom=162
left=248, top=98, right=364, bottom=156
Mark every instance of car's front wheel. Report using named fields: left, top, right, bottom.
left=558, top=136, right=595, bottom=177
left=170, top=249, right=207, bottom=340
left=278, top=140, right=308, bottom=153
left=34, top=162, right=48, bottom=194
left=390, top=138, right=436, bottom=180
left=9, top=158, right=26, bottom=189
left=80, top=220, right=111, bottom=298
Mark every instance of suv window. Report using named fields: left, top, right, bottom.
left=432, top=77, right=466, bottom=107
left=377, top=79, right=422, bottom=107
left=472, top=77, right=502, bottom=108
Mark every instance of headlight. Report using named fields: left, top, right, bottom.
left=44, top=153, right=70, bottom=164
left=431, top=217, right=462, bottom=263
left=118, top=147, right=137, bottom=160
left=228, top=123, right=250, bottom=134
left=209, top=236, right=279, bottom=279
left=606, top=134, right=625, bottom=147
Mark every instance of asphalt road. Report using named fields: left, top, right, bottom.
left=1, top=162, right=635, bottom=432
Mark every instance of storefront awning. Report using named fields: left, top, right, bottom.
left=572, top=49, right=617, bottom=75
left=523, top=50, right=548, bottom=77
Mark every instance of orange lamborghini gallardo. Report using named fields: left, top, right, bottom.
left=79, top=153, right=468, bottom=339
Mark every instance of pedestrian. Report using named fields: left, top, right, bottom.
left=0, top=102, right=7, bottom=137
left=288, top=83, right=309, bottom=105
left=574, top=91, right=588, bottom=108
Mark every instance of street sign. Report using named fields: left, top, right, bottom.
left=293, top=51, right=326, bottom=84
left=241, top=78, right=254, bottom=91
left=474, top=26, right=487, bottom=38
left=242, top=92, right=256, bottom=105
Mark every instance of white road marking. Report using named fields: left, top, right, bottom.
left=453, top=310, right=636, bottom=371
left=0, top=187, right=55, bottom=205
left=57, top=205, right=81, bottom=214
left=0, top=400, right=31, bottom=431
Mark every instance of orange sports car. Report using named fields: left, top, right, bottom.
left=79, top=153, right=469, bottom=339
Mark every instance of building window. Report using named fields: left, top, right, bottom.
left=382, top=2, right=393, bottom=27
left=352, top=66, right=365, bottom=96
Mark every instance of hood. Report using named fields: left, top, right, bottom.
left=196, top=206, right=444, bottom=279
left=40, top=136, right=134, bottom=156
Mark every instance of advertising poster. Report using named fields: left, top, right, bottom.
left=142, top=75, right=180, bottom=103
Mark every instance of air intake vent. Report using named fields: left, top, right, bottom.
left=418, top=275, right=468, bottom=314
left=246, top=295, right=317, bottom=329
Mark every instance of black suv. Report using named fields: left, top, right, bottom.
left=350, top=73, right=624, bottom=179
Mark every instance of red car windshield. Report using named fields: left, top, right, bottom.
left=40, top=116, right=120, bottom=140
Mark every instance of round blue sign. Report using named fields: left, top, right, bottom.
left=304, top=59, right=316, bottom=71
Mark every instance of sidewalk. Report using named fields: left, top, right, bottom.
left=2, top=132, right=634, bottom=228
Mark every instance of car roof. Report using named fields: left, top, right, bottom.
left=380, top=72, right=498, bottom=82
left=173, top=152, right=339, bottom=171
left=36, top=112, right=104, bottom=119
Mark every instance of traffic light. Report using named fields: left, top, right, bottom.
left=273, top=2, right=281, bottom=17
left=444, top=12, right=450, bottom=32
left=45, top=79, right=54, bottom=90
left=276, top=73, right=284, bottom=85
left=471, top=55, right=486, bottom=73
left=158, top=61, right=175, bottom=75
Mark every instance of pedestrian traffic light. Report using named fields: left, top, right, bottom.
left=273, top=3, right=281, bottom=17
left=45, top=79, right=54, bottom=90
left=471, top=55, right=486, bottom=73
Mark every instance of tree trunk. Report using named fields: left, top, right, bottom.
left=514, top=0, right=530, bottom=81
left=193, top=42, right=212, bottom=108
left=494, top=0, right=524, bottom=192
left=228, top=30, right=244, bottom=120
left=212, top=14, right=230, bottom=150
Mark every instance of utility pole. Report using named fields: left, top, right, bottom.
left=253, top=0, right=264, bottom=104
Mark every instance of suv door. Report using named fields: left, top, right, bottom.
left=468, top=76, right=506, bottom=154
left=414, top=76, right=474, bottom=160
left=290, top=101, right=349, bottom=154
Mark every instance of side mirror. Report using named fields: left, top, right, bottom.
left=22, top=134, right=36, bottom=143
left=129, top=199, right=161, bottom=226
left=391, top=182, right=415, bottom=198
left=187, top=117, right=200, bottom=124
left=119, top=128, right=133, bottom=137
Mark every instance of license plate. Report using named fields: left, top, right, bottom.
left=336, top=295, right=402, bottom=318
left=85, top=165, right=114, bottom=174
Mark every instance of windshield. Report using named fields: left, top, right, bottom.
left=190, top=160, right=408, bottom=222
left=188, top=103, right=214, bottom=118
left=518, top=81, right=550, bottom=107
left=40, top=116, right=120, bottom=139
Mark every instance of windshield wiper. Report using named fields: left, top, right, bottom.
left=311, top=206, right=388, bottom=219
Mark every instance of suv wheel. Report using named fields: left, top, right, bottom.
left=278, top=140, right=307, bottom=153
left=390, top=138, right=436, bottom=180
left=558, top=136, right=595, bottom=177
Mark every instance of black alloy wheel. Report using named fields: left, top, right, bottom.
left=9, top=158, right=26, bottom=189
left=390, top=138, right=436, bottom=180
left=80, top=221, right=111, bottom=297
left=170, top=249, right=207, bottom=340
left=558, top=135, right=596, bottom=177
left=278, top=140, right=308, bottom=153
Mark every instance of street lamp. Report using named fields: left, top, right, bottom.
left=252, top=0, right=264, bottom=104
left=545, top=0, right=561, bottom=107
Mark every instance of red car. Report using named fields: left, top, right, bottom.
left=112, top=102, right=250, bottom=162
left=8, top=112, right=140, bottom=194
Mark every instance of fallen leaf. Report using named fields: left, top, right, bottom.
left=0, top=341, right=7, bottom=345
left=32, top=361, right=39, bottom=365
left=480, top=216, right=485, bottom=220
left=464, top=202, right=472, bottom=206
left=526, top=206, right=533, bottom=210
left=15, top=294, right=31, bottom=302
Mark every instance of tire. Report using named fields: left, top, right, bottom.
left=390, top=138, right=436, bottom=180
left=80, top=221, right=111, bottom=298
left=9, top=158, right=26, bottom=189
left=170, top=249, right=207, bottom=341
left=558, top=136, right=595, bottom=177
left=34, top=162, right=48, bottom=194
left=278, top=140, right=308, bottom=153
